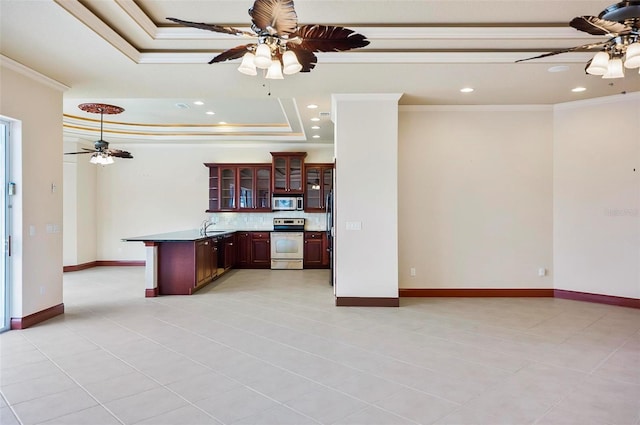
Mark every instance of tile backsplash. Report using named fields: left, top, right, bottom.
left=205, top=211, right=326, bottom=231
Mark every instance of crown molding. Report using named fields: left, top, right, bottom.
left=554, top=91, right=640, bottom=110
left=53, top=0, right=140, bottom=62
left=400, top=105, right=552, bottom=112
left=138, top=50, right=594, bottom=65
left=0, top=55, right=70, bottom=92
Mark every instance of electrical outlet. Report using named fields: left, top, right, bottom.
left=538, top=268, right=547, bottom=277
left=410, top=267, right=416, bottom=277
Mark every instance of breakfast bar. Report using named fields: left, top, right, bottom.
left=123, top=229, right=235, bottom=297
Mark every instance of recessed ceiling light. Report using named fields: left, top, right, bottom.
left=460, top=87, right=474, bottom=93
left=307, top=104, right=318, bottom=109
left=571, top=87, right=587, bottom=93
left=218, top=121, right=227, bottom=124
left=312, top=135, right=320, bottom=139
left=206, top=111, right=215, bottom=115
left=548, top=65, right=569, bottom=73
left=311, top=125, right=320, bottom=130
left=311, top=117, right=320, bottom=122
left=193, top=101, right=204, bottom=106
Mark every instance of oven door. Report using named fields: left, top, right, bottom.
left=270, top=232, right=303, bottom=259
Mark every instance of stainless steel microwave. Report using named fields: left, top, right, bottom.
left=272, top=196, right=303, bottom=211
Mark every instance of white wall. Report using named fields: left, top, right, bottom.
left=0, top=58, right=65, bottom=318
left=554, top=93, right=640, bottom=299
left=398, top=106, right=554, bottom=289
left=85, top=143, right=333, bottom=260
left=63, top=139, right=97, bottom=266
left=63, top=91, right=639, bottom=301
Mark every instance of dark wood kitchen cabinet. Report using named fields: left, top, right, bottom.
left=304, top=231, right=329, bottom=268
left=159, top=238, right=218, bottom=295
left=305, top=163, right=333, bottom=212
left=217, top=233, right=236, bottom=270
left=238, top=166, right=272, bottom=211
left=271, top=152, right=306, bottom=194
left=251, top=232, right=271, bottom=268
left=196, top=238, right=215, bottom=286
left=236, top=232, right=251, bottom=267
left=205, top=163, right=271, bottom=212
left=236, top=231, right=271, bottom=268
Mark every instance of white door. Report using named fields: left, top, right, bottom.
left=0, top=119, right=11, bottom=332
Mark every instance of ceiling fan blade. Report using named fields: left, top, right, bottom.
left=570, top=16, right=634, bottom=36
left=287, top=47, right=317, bottom=72
left=166, top=17, right=254, bottom=37
left=209, top=44, right=256, bottom=64
left=64, top=151, right=94, bottom=155
left=515, top=41, right=610, bottom=63
left=107, top=149, right=133, bottom=159
left=290, top=25, right=370, bottom=52
left=249, top=0, right=297, bottom=35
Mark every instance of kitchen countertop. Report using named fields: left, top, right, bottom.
left=123, top=227, right=327, bottom=243
left=122, top=229, right=237, bottom=242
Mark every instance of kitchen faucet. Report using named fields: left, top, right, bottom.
left=200, top=219, right=214, bottom=235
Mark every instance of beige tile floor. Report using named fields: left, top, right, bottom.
left=1, top=267, right=639, bottom=425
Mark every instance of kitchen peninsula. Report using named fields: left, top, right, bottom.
left=124, top=222, right=329, bottom=297
left=123, top=229, right=237, bottom=297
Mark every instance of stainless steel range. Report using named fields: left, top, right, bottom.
left=271, top=218, right=305, bottom=269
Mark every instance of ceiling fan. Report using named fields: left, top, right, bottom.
left=65, top=103, right=133, bottom=165
left=516, top=1, right=640, bottom=78
left=167, top=0, right=370, bottom=79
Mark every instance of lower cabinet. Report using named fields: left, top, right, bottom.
left=196, top=238, right=217, bottom=286
left=236, top=231, right=271, bottom=268
left=251, top=232, right=271, bottom=268
left=218, top=234, right=236, bottom=270
left=304, top=232, right=329, bottom=268
left=236, top=232, right=251, bottom=267
left=158, top=238, right=218, bottom=295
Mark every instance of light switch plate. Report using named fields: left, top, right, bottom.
left=346, top=221, right=362, bottom=230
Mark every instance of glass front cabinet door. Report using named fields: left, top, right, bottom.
left=205, top=163, right=271, bottom=212
left=238, top=165, right=271, bottom=211
left=305, top=163, right=333, bottom=212
left=271, top=152, right=306, bottom=194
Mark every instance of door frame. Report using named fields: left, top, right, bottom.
left=0, top=118, right=12, bottom=333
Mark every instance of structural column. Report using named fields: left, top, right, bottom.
left=144, top=242, right=159, bottom=297
left=331, top=93, right=402, bottom=306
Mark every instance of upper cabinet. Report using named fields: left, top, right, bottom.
left=271, top=152, right=307, bottom=194
left=205, top=163, right=272, bottom=212
left=238, top=166, right=272, bottom=210
left=304, top=163, right=333, bottom=212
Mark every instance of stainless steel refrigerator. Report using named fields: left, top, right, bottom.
left=325, top=190, right=334, bottom=286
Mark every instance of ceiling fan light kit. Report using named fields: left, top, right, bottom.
left=167, top=0, right=369, bottom=80
left=89, top=153, right=115, bottom=165
left=518, top=1, right=640, bottom=79
left=238, top=52, right=258, bottom=75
